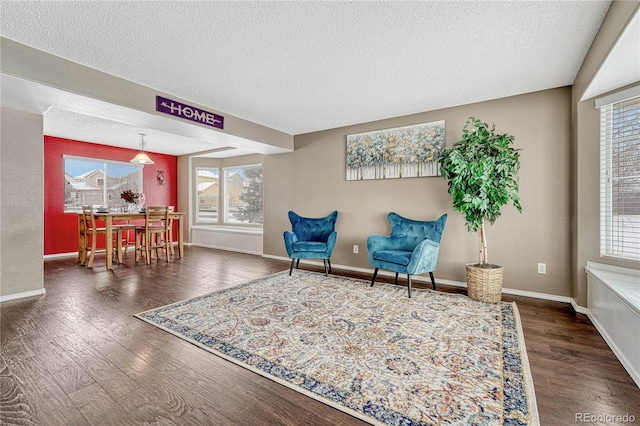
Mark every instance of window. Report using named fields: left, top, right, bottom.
left=64, top=156, right=143, bottom=212
left=598, top=88, right=640, bottom=262
left=195, top=164, right=263, bottom=226
left=224, top=165, right=263, bottom=225
left=196, top=168, right=219, bottom=223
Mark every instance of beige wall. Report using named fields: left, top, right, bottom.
left=264, top=88, right=573, bottom=296
left=1, top=107, right=45, bottom=298
left=571, top=1, right=640, bottom=307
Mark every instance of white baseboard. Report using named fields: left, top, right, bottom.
left=571, top=298, right=589, bottom=315
left=262, top=254, right=584, bottom=309
left=502, top=287, right=585, bottom=312
left=0, top=288, right=46, bottom=303
left=44, top=252, right=77, bottom=259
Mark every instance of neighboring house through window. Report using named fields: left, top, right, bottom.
left=195, top=164, right=263, bottom=226
left=196, top=168, right=219, bottom=223
left=64, top=156, right=143, bottom=212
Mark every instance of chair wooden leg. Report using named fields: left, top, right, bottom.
left=407, top=275, right=412, bottom=298
left=116, top=230, right=123, bottom=264
left=146, top=232, right=153, bottom=265
left=327, top=259, right=332, bottom=274
left=164, top=231, right=170, bottom=262
left=323, top=259, right=328, bottom=276
left=429, top=272, right=436, bottom=290
left=169, top=228, right=175, bottom=255
left=141, top=233, right=146, bottom=262
left=289, top=259, right=295, bottom=275
left=395, top=272, right=399, bottom=285
left=122, top=229, right=129, bottom=255
left=79, top=233, right=87, bottom=265
left=296, top=259, right=300, bottom=269
left=135, top=232, right=141, bottom=262
left=371, top=268, right=379, bottom=287
left=87, top=234, right=97, bottom=268
left=152, top=234, right=159, bottom=259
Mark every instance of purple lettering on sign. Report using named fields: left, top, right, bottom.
left=156, top=96, right=224, bottom=129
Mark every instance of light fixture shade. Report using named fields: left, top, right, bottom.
left=130, top=152, right=155, bottom=164
left=131, top=133, right=155, bottom=164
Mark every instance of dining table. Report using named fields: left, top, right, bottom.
left=78, top=211, right=185, bottom=270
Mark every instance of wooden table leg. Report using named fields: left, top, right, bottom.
left=78, top=215, right=86, bottom=264
left=178, top=215, right=184, bottom=257
left=105, top=216, right=113, bottom=270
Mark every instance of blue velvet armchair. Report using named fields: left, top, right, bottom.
left=283, top=210, right=338, bottom=276
left=367, top=213, right=447, bottom=297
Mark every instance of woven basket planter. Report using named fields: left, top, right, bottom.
left=466, top=263, right=504, bottom=303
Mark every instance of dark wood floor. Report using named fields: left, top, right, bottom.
left=1, top=246, right=638, bottom=425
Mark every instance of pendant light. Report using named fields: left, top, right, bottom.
left=130, top=133, right=155, bottom=165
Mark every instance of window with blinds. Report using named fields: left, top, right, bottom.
left=194, top=165, right=263, bottom=226
left=195, top=167, right=219, bottom=223
left=64, top=156, right=143, bottom=212
left=599, top=92, right=640, bottom=262
left=223, top=165, right=263, bottom=225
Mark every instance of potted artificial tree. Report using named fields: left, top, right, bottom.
left=438, top=117, right=522, bottom=302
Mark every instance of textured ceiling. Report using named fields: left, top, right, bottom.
left=0, top=1, right=611, bottom=152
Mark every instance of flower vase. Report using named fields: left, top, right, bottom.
left=128, top=203, right=138, bottom=212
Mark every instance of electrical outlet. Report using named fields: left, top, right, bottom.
left=353, top=245, right=359, bottom=254
left=537, top=263, right=547, bottom=274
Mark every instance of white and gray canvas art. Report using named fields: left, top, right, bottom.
left=346, top=120, right=445, bottom=181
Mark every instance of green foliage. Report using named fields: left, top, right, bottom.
left=438, top=117, right=522, bottom=234
left=237, top=167, right=263, bottom=224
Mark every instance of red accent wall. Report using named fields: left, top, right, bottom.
left=44, top=136, right=178, bottom=255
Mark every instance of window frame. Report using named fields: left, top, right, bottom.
left=222, top=164, right=263, bottom=227
left=597, top=86, right=640, bottom=262
left=193, top=163, right=263, bottom=228
left=194, top=166, right=220, bottom=225
left=63, top=155, right=143, bottom=213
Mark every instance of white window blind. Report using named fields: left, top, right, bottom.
left=223, top=165, right=263, bottom=225
left=195, top=167, right=219, bottom=223
left=599, top=93, right=640, bottom=262
left=64, top=156, right=143, bottom=212
left=193, top=165, right=263, bottom=226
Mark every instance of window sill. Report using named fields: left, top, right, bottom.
left=600, top=254, right=640, bottom=265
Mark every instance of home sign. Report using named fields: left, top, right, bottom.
left=156, top=96, right=224, bottom=129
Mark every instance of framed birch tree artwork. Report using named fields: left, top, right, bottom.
left=346, top=120, right=445, bottom=181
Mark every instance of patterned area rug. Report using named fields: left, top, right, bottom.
left=135, top=271, right=539, bottom=425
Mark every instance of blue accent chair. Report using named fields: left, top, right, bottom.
left=283, top=210, right=338, bottom=276
left=367, top=213, right=447, bottom=297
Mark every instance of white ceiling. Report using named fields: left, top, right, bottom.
left=0, top=1, right=621, bottom=157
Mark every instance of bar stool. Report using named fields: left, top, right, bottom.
left=135, top=206, right=172, bottom=264
left=79, top=205, right=123, bottom=268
